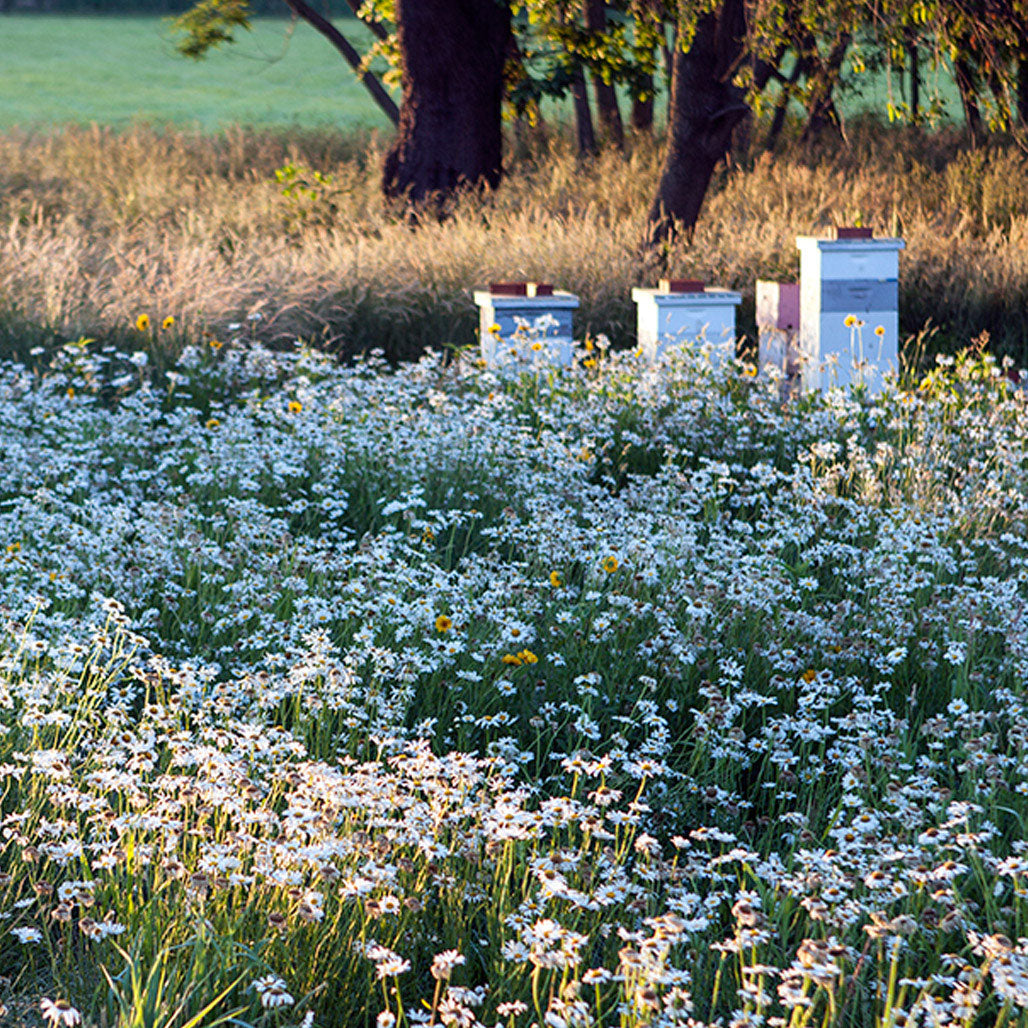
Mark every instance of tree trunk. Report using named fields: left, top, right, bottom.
left=765, top=58, right=804, bottom=151
left=506, top=34, right=546, bottom=157
left=383, top=0, right=511, bottom=205
left=630, top=0, right=660, bottom=131
left=801, top=94, right=843, bottom=143
left=571, top=63, right=599, bottom=156
left=662, top=23, right=675, bottom=95
left=632, top=79, right=655, bottom=132
left=1019, top=58, right=1028, bottom=125
left=583, top=0, right=625, bottom=146
left=647, top=0, right=749, bottom=245
left=954, top=56, right=984, bottom=147
left=908, top=42, right=920, bottom=120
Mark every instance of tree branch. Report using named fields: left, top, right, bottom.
left=340, top=0, right=389, bottom=42
left=282, top=0, right=399, bottom=125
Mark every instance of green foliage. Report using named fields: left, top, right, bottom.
left=509, top=0, right=663, bottom=120
left=274, top=161, right=342, bottom=232
left=172, top=0, right=254, bottom=60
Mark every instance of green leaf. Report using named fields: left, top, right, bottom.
left=170, top=0, right=253, bottom=61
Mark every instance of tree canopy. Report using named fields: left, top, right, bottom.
left=172, top=0, right=1028, bottom=234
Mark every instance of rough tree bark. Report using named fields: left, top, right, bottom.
left=646, top=0, right=749, bottom=245
left=583, top=0, right=625, bottom=146
left=383, top=0, right=511, bottom=204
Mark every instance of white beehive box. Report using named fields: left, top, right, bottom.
left=756, top=280, right=800, bottom=374
left=796, top=233, right=905, bottom=393
left=632, top=281, right=742, bottom=363
left=473, top=285, right=579, bottom=368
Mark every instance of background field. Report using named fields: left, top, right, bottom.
left=0, top=14, right=964, bottom=131
left=0, top=14, right=391, bottom=130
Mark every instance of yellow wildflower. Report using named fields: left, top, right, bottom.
left=66, top=387, right=75, bottom=399
left=210, top=339, right=224, bottom=350
left=549, top=570, right=562, bottom=588
left=288, top=400, right=303, bottom=414
left=802, top=668, right=817, bottom=683
left=501, top=653, right=523, bottom=666
left=517, top=649, right=538, bottom=664
left=875, top=325, right=886, bottom=337
left=161, top=315, right=175, bottom=330
left=206, top=418, right=219, bottom=430
left=136, top=314, right=150, bottom=332
left=602, top=556, right=619, bottom=574
left=844, top=315, right=857, bottom=328
left=434, top=614, right=453, bottom=633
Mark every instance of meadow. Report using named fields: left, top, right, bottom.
left=4, top=17, right=1028, bottom=1027
left=3, top=335, right=1028, bottom=1027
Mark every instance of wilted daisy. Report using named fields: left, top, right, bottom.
left=431, top=949, right=466, bottom=980
left=39, top=999, right=82, bottom=1027
left=252, top=975, right=295, bottom=1009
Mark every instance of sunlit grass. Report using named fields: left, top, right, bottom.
left=0, top=121, right=1026, bottom=370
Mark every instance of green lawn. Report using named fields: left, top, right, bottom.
left=0, top=14, right=394, bottom=130
left=0, top=14, right=962, bottom=133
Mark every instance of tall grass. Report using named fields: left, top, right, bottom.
left=1, top=120, right=1027, bottom=367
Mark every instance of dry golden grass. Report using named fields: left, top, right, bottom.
left=1, top=120, right=1026, bottom=365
